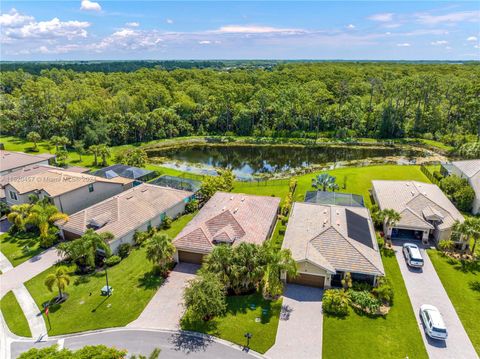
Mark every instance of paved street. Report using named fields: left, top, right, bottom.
left=265, top=284, right=323, bottom=359
left=128, top=262, right=199, bottom=330
left=393, top=242, right=477, bottom=359
left=10, top=329, right=261, bottom=359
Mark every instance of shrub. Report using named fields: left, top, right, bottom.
left=278, top=228, right=285, bottom=235
left=349, top=290, right=381, bottom=313
left=373, top=277, right=394, bottom=305
left=322, top=289, right=349, bottom=317
left=105, top=255, right=121, bottom=267
left=439, top=175, right=467, bottom=198
left=134, top=231, right=150, bottom=246
left=161, top=216, right=172, bottom=230
left=341, top=272, right=352, bottom=289
left=118, top=243, right=131, bottom=258
left=438, top=239, right=455, bottom=252
left=183, top=273, right=226, bottom=321
left=352, top=281, right=372, bottom=292
left=453, top=185, right=475, bottom=212
left=433, top=171, right=443, bottom=181
left=185, top=199, right=199, bottom=213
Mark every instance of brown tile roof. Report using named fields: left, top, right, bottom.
left=58, top=183, right=193, bottom=239
left=0, top=150, right=55, bottom=172
left=173, top=192, right=280, bottom=254
left=282, top=202, right=385, bottom=276
left=372, top=180, right=464, bottom=230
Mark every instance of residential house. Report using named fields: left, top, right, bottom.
left=371, top=180, right=464, bottom=244
left=58, top=183, right=193, bottom=252
left=0, top=150, right=55, bottom=175
left=282, top=202, right=384, bottom=288
left=447, top=160, right=480, bottom=215
left=173, top=192, right=280, bottom=264
left=92, top=164, right=157, bottom=183
left=3, top=167, right=134, bottom=214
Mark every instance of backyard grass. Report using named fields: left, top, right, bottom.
left=428, top=250, right=480, bottom=355
left=23, top=213, right=194, bottom=336
left=0, top=232, right=43, bottom=267
left=181, top=292, right=282, bottom=354
left=0, top=291, right=32, bottom=337
left=323, top=251, right=428, bottom=359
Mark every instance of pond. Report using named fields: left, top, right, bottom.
left=152, top=144, right=426, bottom=179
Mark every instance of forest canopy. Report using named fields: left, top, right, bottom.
left=1, top=62, right=479, bottom=147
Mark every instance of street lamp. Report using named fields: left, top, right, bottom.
left=97, top=248, right=112, bottom=296
left=244, top=332, right=252, bottom=351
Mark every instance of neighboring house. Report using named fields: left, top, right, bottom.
left=92, top=164, right=157, bottom=183
left=173, top=192, right=280, bottom=264
left=282, top=202, right=384, bottom=288
left=0, top=150, right=55, bottom=175
left=304, top=190, right=364, bottom=207
left=58, top=183, right=193, bottom=252
left=446, top=160, right=480, bottom=215
left=3, top=168, right=134, bottom=214
left=371, top=180, right=464, bottom=244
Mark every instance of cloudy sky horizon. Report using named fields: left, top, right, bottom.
left=1, top=1, right=479, bottom=61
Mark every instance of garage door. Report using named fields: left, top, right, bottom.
left=288, top=273, right=325, bottom=288
left=178, top=250, right=204, bottom=264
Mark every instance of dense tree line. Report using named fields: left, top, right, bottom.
left=1, top=63, right=478, bottom=147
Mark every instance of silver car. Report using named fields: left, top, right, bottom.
left=403, top=243, right=424, bottom=268
left=420, top=304, right=448, bottom=340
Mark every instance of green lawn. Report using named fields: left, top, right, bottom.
left=181, top=292, right=282, bottom=354
left=0, top=291, right=32, bottom=337
left=23, top=213, right=194, bottom=336
left=428, top=250, right=480, bottom=355
left=232, top=181, right=290, bottom=204
left=0, top=232, right=43, bottom=267
left=295, top=165, right=430, bottom=207
left=323, top=251, right=428, bottom=359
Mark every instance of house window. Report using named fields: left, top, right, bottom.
left=88, top=184, right=94, bottom=192
left=9, top=191, right=18, bottom=201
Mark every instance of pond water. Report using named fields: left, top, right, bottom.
left=153, top=144, right=425, bottom=179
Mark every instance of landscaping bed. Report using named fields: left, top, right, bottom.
left=0, top=291, right=32, bottom=337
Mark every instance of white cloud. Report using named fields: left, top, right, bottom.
left=467, top=36, right=478, bottom=42
left=92, top=27, right=164, bottom=51
left=4, top=17, right=90, bottom=40
left=126, top=22, right=139, bottom=27
left=397, top=43, right=411, bottom=47
left=431, top=40, right=448, bottom=46
left=198, top=40, right=211, bottom=44
left=368, top=13, right=394, bottom=22
left=0, top=8, right=33, bottom=27
left=80, top=0, right=101, bottom=12
left=416, top=11, right=479, bottom=25
left=346, top=24, right=355, bottom=29
left=215, top=25, right=304, bottom=34
left=166, top=19, right=174, bottom=24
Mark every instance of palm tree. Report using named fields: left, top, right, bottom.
left=97, top=144, right=110, bottom=166
left=145, top=233, right=175, bottom=275
left=453, top=218, right=480, bottom=254
left=26, top=131, right=41, bottom=151
left=201, top=245, right=234, bottom=287
left=261, top=243, right=297, bottom=299
left=88, top=145, right=100, bottom=166
left=312, top=173, right=337, bottom=192
left=44, top=266, right=71, bottom=300
left=26, top=201, right=68, bottom=245
left=7, top=204, right=32, bottom=232
left=57, top=229, right=113, bottom=272
left=73, top=140, right=85, bottom=161
left=382, top=209, right=401, bottom=239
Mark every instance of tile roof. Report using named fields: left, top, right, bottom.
left=58, top=183, right=193, bottom=239
left=92, top=164, right=154, bottom=180
left=372, top=180, right=464, bottom=230
left=173, top=192, right=280, bottom=254
left=282, top=202, right=384, bottom=276
left=0, top=151, right=55, bottom=172
left=5, top=168, right=133, bottom=197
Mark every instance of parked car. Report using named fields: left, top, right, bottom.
left=420, top=304, right=448, bottom=340
left=403, top=243, right=424, bottom=268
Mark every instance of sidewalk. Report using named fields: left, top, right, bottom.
left=12, top=285, right=47, bottom=340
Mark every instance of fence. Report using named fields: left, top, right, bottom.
left=420, top=164, right=439, bottom=185
left=234, top=178, right=290, bottom=187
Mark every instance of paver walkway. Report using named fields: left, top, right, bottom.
left=393, top=242, right=477, bottom=359
left=0, top=247, right=61, bottom=298
left=0, top=251, right=13, bottom=274
left=128, top=263, right=199, bottom=330
left=12, top=285, right=47, bottom=340
left=266, top=284, right=323, bottom=359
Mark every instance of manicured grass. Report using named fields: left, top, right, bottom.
left=295, top=165, right=431, bottom=207
left=323, top=251, right=428, bottom=359
left=181, top=292, right=282, bottom=354
left=0, top=232, right=43, bottom=267
left=419, top=139, right=454, bottom=152
left=0, top=291, right=32, bottom=337
left=428, top=250, right=480, bottom=355
left=24, top=214, right=194, bottom=336
left=233, top=181, right=289, bottom=204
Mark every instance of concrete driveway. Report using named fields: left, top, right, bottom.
left=128, top=263, right=199, bottom=330
left=393, top=242, right=477, bottom=359
left=266, top=284, right=323, bottom=359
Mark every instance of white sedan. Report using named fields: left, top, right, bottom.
left=420, top=304, right=448, bottom=340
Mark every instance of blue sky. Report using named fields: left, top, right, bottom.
left=1, top=1, right=479, bottom=60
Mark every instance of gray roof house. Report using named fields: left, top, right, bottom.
left=282, top=202, right=384, bottom=288
left=371, top=180, right=464, bottom=244
left=449, top=160, right=480, bottom=215
left=0, top=150, right=55, bottom=175
left=92, top=164, right=156, bottom=182
left=173, top=192, right=280, bottom=264
left=58, top=183, right=194, bottom=252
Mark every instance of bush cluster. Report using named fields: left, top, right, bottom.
left=440, top=175, right=475, bottom=212
left=322, top=289, right=349, bottom=316
left=105, top=255, right=121, bottom=267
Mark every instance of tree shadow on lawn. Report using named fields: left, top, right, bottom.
left=225, top=293, right=276, bottom=324
left=448, top=258, right=480, bottom=274
left=137, top=270, right=164, bottom=290
left=180, top=312, right=219, bottom=337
